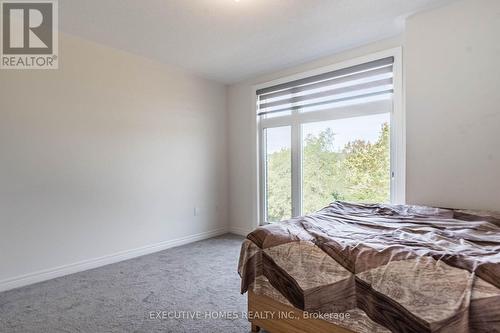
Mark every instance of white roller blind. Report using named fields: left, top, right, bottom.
left=257, top=57, right=394, bottom=116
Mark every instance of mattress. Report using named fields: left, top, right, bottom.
left=238, top=202, right=500, bottom=333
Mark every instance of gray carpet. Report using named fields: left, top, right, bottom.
left=0, top=234, right=253, bottom=333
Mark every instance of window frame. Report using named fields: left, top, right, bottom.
left=255, top=48, right=405, bottom=225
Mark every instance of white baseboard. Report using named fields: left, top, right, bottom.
left=229, top=225, right=255, bottom=236
left=0, top=227, right=228, bottom=293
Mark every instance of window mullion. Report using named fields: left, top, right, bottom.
left=291, top=111, right=302, bottom=217
left=258, top=122, right=267, bottom=224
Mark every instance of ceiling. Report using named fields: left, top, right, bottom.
left=60, top=0, right=455, bottom=83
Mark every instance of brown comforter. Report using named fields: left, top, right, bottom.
left=238, top=202, right=500, bottom=333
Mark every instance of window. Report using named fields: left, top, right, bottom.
left=264, top=126, right=292, bottom=222
left=257, top=50, right=404, bottom=224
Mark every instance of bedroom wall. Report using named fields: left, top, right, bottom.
left=227, top=37, right=403, bottom=235
left=0, top=33, right=228, bottom=289
left=405, top=0, right=500, bottom=210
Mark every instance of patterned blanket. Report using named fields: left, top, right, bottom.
left=238, top=202, right=500, bottom=333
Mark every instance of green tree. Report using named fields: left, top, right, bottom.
left=266, top=122, right=390, bottom=221
left=266, top=147, right=292, bottom=222
left=341, top=123, right=390, bottom=203
left=302, top=128, right=346, bottom=214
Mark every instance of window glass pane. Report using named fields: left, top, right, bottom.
left=264, top=126, right=292, bottom=222
left=302, top=113, right=390, bottom=214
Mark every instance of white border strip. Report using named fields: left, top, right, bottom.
left=0, top=227, right=228, bottom=293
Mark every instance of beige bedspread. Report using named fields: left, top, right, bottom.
left=238, top=202, right=500, bottom=333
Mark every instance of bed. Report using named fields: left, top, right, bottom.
left=238, top=201, right=500, bottom=333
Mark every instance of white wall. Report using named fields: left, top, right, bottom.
left=405, top=0, right=500, bottom=210
left=227, top=37, right=403, bottom=236
left=0, top=34, right=228, bottom=289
